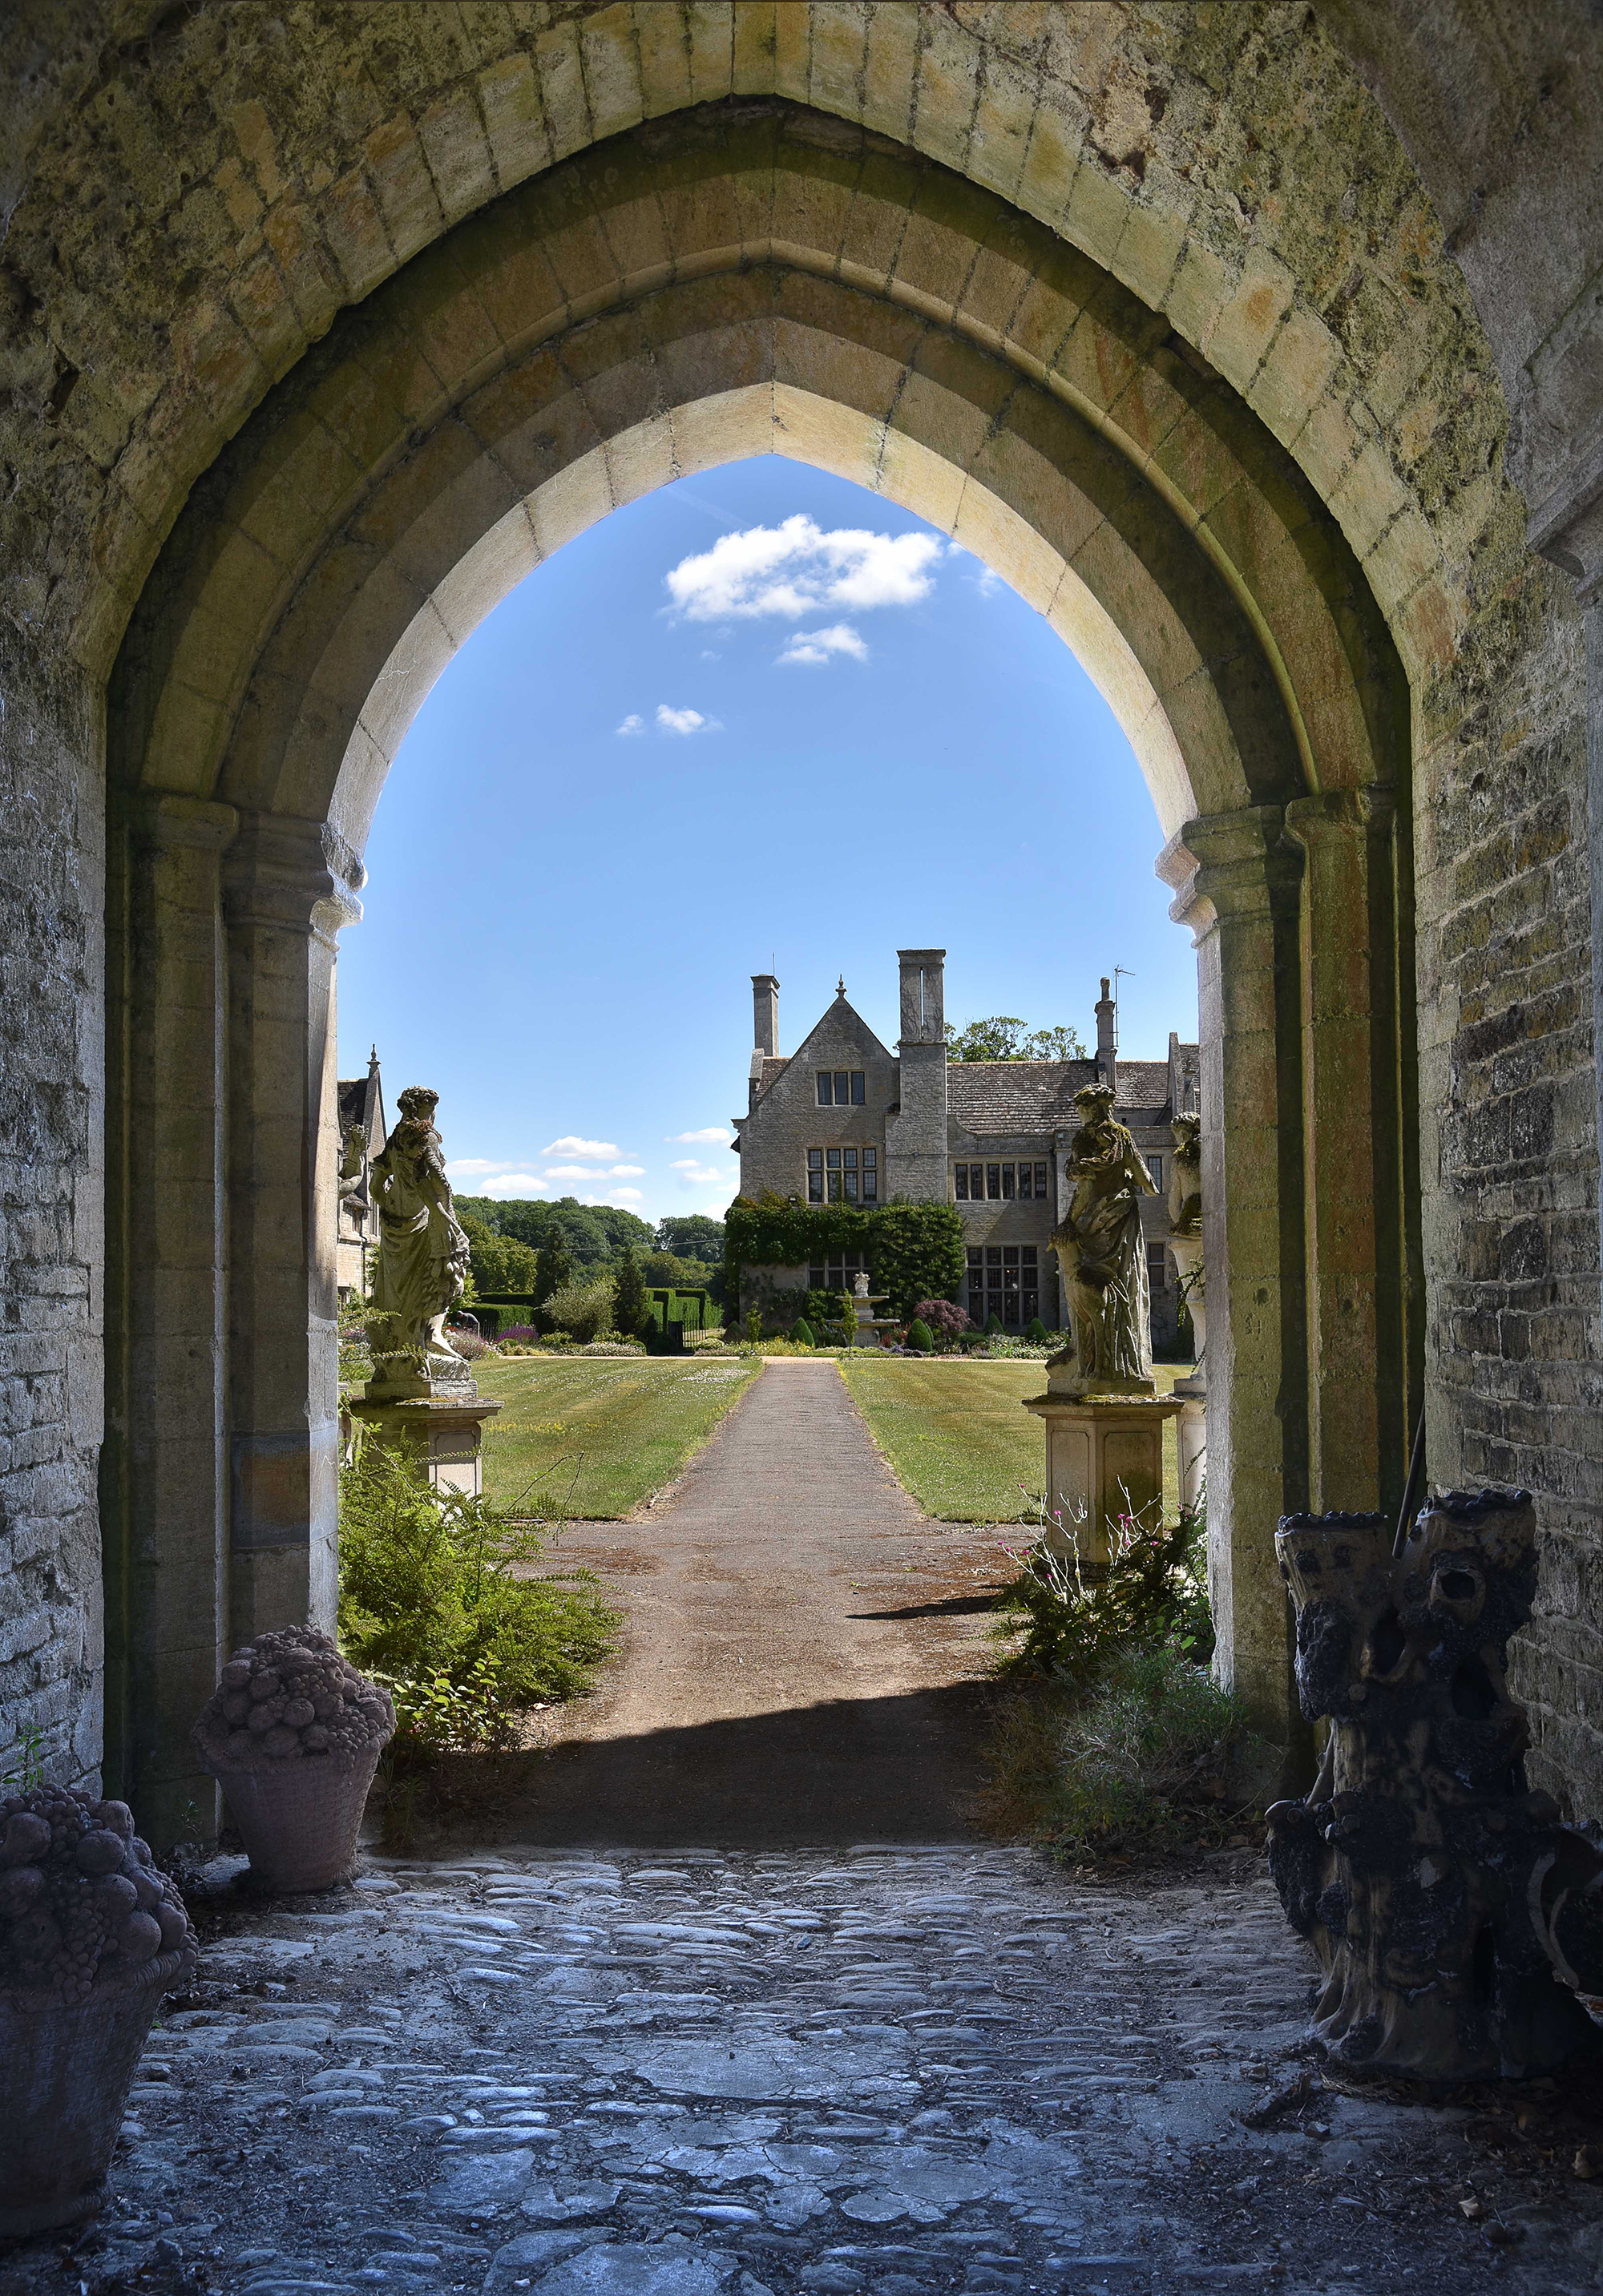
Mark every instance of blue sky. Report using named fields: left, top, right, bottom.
left=336, top=456, right=1198, bottom=1226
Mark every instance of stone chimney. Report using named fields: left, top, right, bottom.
left=752, top=972, right=779, bottom=1057
left=898, top=949, right=945, bottom=1044
left=1096, top=975, right=1117, bottom=1094
left=886, top=949, right=948, bottom=1202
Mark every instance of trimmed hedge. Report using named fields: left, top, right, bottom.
left=725, top=1194, right=966, bottom=1322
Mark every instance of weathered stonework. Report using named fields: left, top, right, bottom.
left=0, top=4, right=1597, bottom=1826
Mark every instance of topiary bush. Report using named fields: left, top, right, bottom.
left=791, top=1317, right=816, bottom=1347
left=984, top=1312, right=1004, bottom=1336
left=906, top=1318, right=934, bottom=1353
left=610, top=1247, right=650, bottom=1340
left=1024, top=1316, right=1051, bottom=1344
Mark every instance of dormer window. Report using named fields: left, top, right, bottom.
left=817, top=1069, right=866, bottom=1106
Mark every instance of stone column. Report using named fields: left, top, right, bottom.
left=107, top=793, right=238, bottom=1844
left=1161, top=807, right=1307, bottom=1745
left=223, top=814, right=358, bottom=1656
left=1284, top=787, right=1410, bottom=1519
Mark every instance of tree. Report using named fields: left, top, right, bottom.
left=611, top=1246, right=649, bottom=1339
left=945, top=1015, right=1088, bottom=1061
left=460, top=1214, right=538, bottom=1297
left=533, top=1231, right=572, bottom=1310
left=656, top=1214, right=726, bottom=1260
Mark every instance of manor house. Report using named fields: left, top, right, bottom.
left=733, top=952, right=1200, bottom=1342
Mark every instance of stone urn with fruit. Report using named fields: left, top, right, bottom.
left=0, top=1787, right=197, bottom=2237
left=193, top=1624, right=394, bottom=1893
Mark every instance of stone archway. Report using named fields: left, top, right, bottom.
left=103, top=99, right=1415, bottom=1838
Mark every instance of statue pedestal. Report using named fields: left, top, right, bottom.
left=1023, top=1366, right=1184, bottom=1568
left=348, top=1391, right=502, bottom=1499
left=1172, top=1371, right=1206, bottom=1519
left=1167, top=1227, right=1206, bottom=1519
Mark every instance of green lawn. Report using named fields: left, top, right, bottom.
left=839, top=1358, right=1193, bottom=1523
left=472, top=1355, right=758, bottom=1519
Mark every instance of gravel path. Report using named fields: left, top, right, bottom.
left=512, top=1362, right=1006, bottom=1847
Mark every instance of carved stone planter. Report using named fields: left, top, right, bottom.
left=193, top=1624, right=394, bottom=1895
left=209, top=1741, right=383, bottom=1895
left=1267, top=1489, right=1603, bottom=2079
left=0, top=1790, right=196, bottom=2237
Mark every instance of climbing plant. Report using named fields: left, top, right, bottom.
left=724, top=1193, right=965, bottom=1322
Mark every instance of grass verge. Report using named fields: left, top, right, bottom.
left=838, top=1357, right=1193, bottom=1521
left=473, top=1354, right=759, bottom=1518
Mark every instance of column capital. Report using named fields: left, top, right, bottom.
left=1157, top=805, right=1302, bottom=934
left=1283, top=784, right=1396, bottom=844
left=224, top=812, right=363, bottom=942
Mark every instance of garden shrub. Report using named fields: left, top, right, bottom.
left=338, top=1441, right=618, bottom=1761
left=542, top=1276, right=613, bottom=1344
left=912, top=1297, right=970, bottom=1348
left=1040, top=1644, right=1272, bottom=1858
left=984, top=1312, right=1004, bottom=1336
left=1024, top=1316, right=1051, bottom=1344
left=993, top=1497, right=1213, bottom=1685
left=906, top=1317, right=934, bottom=1353
left=792, top=1317, right=816, bottom=1347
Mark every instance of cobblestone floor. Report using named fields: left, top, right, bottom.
left=10, top=1845, right=1603, bottom=2296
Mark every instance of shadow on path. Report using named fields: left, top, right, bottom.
left=488, top=1681, right=994, bottom=1847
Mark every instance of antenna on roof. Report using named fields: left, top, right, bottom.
left=1112, top=966, right=1135, bottom=1051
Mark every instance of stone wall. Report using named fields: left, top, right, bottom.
left=0, top=2, right=1597, bottom=1813
left=737, top=999, right=896, bottom=1209
left=0, top=633, right=104, bottom=1786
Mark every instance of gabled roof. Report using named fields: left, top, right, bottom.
left=749, top=995, right=890, bottom=1112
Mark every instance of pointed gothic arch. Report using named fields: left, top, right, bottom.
left=103, top=100, right=1416, bottom=1834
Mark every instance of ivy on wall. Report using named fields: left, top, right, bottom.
left=725, top=1194, right=967, bottom=1321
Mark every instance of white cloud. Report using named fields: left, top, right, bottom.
left=670, top=1159, right=725, bottom=1186
left=543, top=1137, right=619, bottom=1160
left=656, top=703, right=720, bottom=736
left=668, top=1127, right=734, bottom=1144
left=777, top=621, right=869, bottom=668
left=447, top=1158, right=505, bottom=1177
left=579, top=1187, right=644, bottom=1207
left=543, top=1162, right=642, bottom=1182
left=664, top=514, right=942, bottom=623
left=470, top=1174, right=553, bottom=1200
left=616, top=712, right=644, bottom=736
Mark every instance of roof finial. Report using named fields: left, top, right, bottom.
left=838, top=974, right=845, bottom=997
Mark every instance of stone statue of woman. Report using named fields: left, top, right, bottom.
left=364, top=1086, right=472, bottom=1394
left=1049, top=1082, right=1157, bottom=1390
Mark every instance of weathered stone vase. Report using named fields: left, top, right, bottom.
left=0, top=1787, right=197, bottom=2237
left=210, top=1741, right=384, bottom=1895
left=0, top=1977, right=173, bottom=2237
left=193, top=1624, right=394, bottom=1894
left=1267, top=1489, right=1603, bottom=2079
